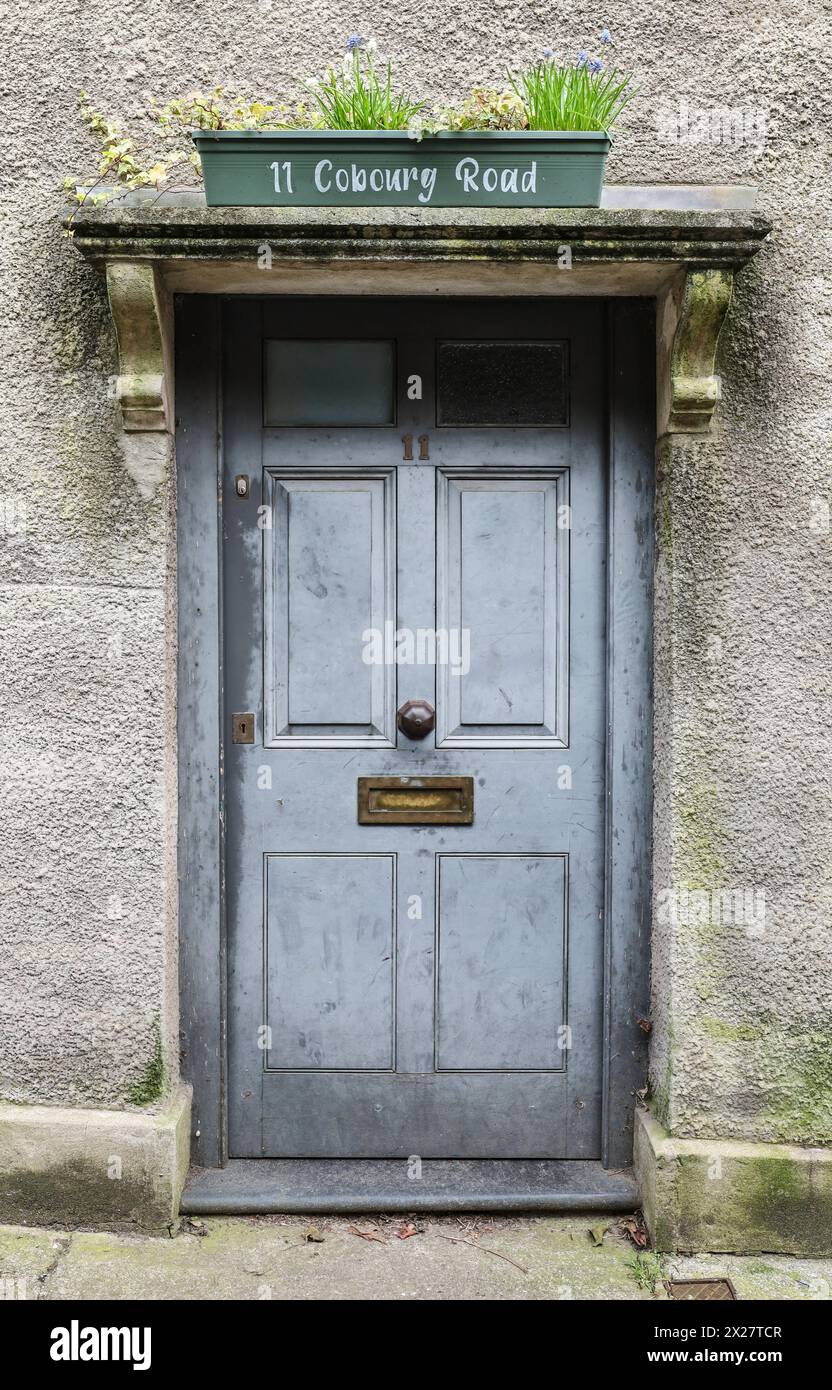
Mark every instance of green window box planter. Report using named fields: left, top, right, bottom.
left=192, top=129, right=611, bottom=209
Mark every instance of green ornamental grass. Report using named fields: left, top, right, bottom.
left=305, top=34, right=424, bottom=130
left=510, top=32, right=634, bottom=132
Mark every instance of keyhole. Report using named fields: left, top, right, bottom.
left=233, top=711, right=255, bottom=744
left=402, top=434, right=413, bottom=461
left=418, top=434, right=430, bottom=461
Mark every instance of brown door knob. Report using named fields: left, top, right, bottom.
left=397, top=698, right=435, bottom=740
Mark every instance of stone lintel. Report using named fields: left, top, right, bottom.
left=69, top=193, right=770, bottom=442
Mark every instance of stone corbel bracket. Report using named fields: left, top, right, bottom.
left=667, top=269, right=734, bottom=433
left=106, top=262, right=172, bottom=433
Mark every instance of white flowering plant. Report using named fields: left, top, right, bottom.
left=303, top=35, right=425, bottom=130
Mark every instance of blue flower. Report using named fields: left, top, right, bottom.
left=577, top=48, right=588, bottom=66
left=346, top=33, right=365, bottom=51
left=601, top=28, right=611, bottom=44
left=542, top=46, right=555, bottom=59
left=590, top=58, right=603, bottom=73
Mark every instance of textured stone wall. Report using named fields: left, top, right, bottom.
left=0, top=2, right=829, bottom=1138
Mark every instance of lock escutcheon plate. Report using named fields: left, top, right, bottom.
left=232, top=712, right=255, bottom=744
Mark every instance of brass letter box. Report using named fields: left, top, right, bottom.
left=357, top=776, right=474, bottom=825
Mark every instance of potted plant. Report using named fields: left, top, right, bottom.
left=193, top=32, right=632, bottom=209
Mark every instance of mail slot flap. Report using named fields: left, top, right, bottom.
left=358, top=776, right=474, bottom=825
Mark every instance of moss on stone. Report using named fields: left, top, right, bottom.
left=675, top=1152, right=776, bottom=1254
left=655, top=437, right=673, bottom=566
left=700, top=1016, right=764, bottom=1043
left=644, top=1109, right=832, bottom=1256
left=673, top=781, right=727, bottom=1049
left=660, top=489, right=673, bottom=565
left=735, top=1155, right=832, bottom=1254
left=676, top=784, right=724, bottom=894
left=651, top=1056, right=673, bottom=1130
left=126, top=1016, right=165, bottom=1107
left=0, top=1157, right=148, bottom=1229
left=763, top=1031, right=832, bottom=1145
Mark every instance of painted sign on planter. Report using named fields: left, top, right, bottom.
left=193, top=130, right=611, bottom=209
left=271, top=155, right=540, bottom=204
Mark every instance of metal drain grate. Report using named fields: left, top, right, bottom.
left=667, top=1278, right=737, bottom=1301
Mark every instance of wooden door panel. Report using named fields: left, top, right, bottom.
left=435, top=854, right=567, bottom=1071
left=264, top=854, right=396, bottom=1071
left=263, top=469, right=396, bottom=746
left=436, top=469, right=569, bottom=746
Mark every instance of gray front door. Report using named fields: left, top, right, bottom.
left=224, top=297, right=608, bottom=1158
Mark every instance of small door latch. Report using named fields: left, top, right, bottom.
left=232, top=712, right=255, bottom=744
left=235, top=474, right=249, bottom=498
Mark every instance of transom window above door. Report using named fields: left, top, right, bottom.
left=264, top=339, right=396, bottom=425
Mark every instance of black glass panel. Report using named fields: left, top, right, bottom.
left=437, top=340, right=569, bottom=426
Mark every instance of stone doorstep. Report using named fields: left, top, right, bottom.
left=635, top=1108, right=832, bottom=1258
left=181, top=1157, right=639, bottom=1215
left=0, top=1084, right=191, bottom=1233
left=2, top=1092, right=830, bottom=1255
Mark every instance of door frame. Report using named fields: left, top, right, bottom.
left=176, top=293, right=655, bottom=1172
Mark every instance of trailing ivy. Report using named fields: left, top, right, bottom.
left=65, top=87, right=314, bottom=214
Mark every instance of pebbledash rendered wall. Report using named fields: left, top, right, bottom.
left=1, top=3, right=830, bottom=1243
